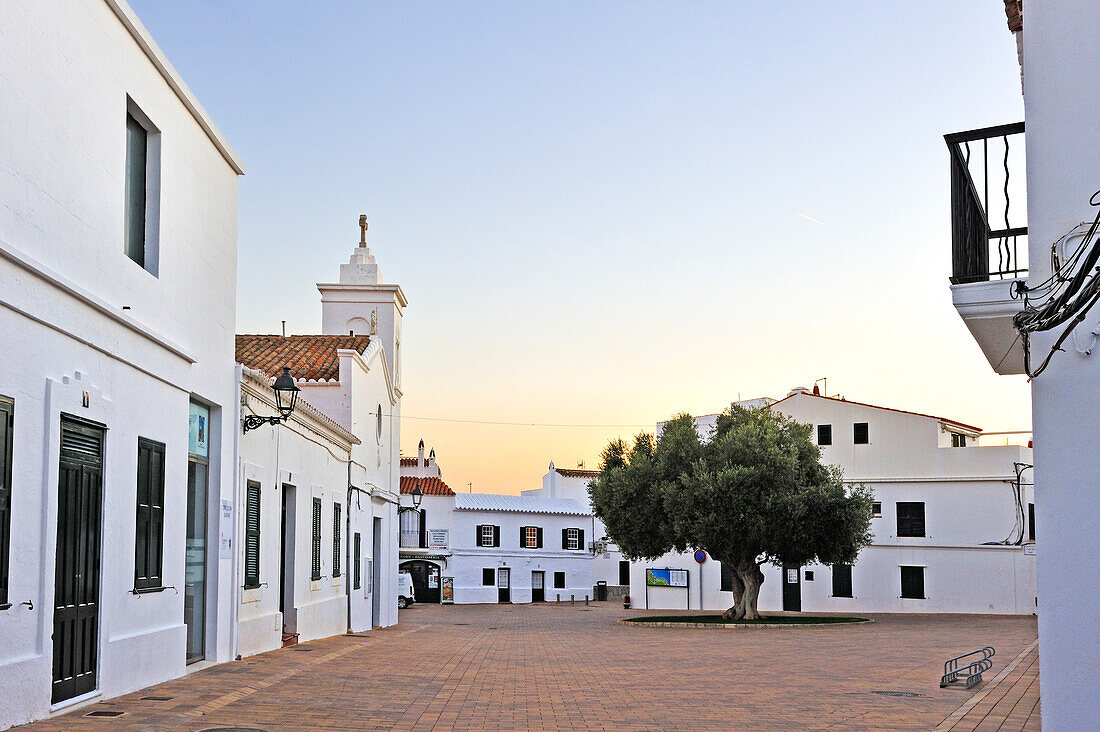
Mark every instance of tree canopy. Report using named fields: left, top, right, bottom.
left=589, top=406, right=874, bottom=618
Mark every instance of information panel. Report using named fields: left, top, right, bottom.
left=646, top=568, right=688, bottom=587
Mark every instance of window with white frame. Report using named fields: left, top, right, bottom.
left=525, top=526, right=538, bottom=548
left=480, top=524, right=495, bottom=547
left=565, top=528, right=580, bottom=550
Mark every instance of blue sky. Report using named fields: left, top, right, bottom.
left=130, top=1, right=1028, bottom=493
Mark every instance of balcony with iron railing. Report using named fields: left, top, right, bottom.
left=945, top=122, right=1028, bottom=374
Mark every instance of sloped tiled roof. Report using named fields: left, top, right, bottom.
left=770, top=390, right=982, bottom=433
left=454, top=493, right=591, bottom=516
left=235, top=334, right=372, bottom=382
left=400, top=476, right=454, bottom=496
left=400, top=456, right=419, bottom=467
left=555, top=467, right=599, bottom=478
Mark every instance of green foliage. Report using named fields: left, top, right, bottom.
left=589, top=406, right=874, bottom=570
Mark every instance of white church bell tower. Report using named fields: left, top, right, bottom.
left=317, top=215, right=407, bottom=391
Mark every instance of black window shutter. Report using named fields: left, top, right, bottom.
left=135, top=437, right=165, bottom=590
left=832, top=564, right=853, bottom=598
left=520, top=526, right=527, bottom=548
left=818, top=424, right=832, bottom=445
left=900, top=566, right=924, bottom=599
left=854, top=422, right=869, bottom=444
left=536, top=527, right=543, bottom=549
left=492, top=525, right=500, bottom=547
left=0, top=398, right=13, bottom=605
left=482, top=568, right=494, bottom=586
left=578, top=529, right=584, bottom=551
left=419, top=508, right=427, bottom=548
left=333, top=503, right=341, bottom=577
left=244, top=481, right=261, bottom=588
left=562, top=529, right=568, bottom=549
left=311, top=497, right=322, bottom=580
left=476, top=524, right=484, bottom=547
left=353, top=533, right=362, bottom=590
left=720, top=563, right=734, bottom=592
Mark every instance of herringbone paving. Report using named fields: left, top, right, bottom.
left=23, top=603, right=1039, bottom=731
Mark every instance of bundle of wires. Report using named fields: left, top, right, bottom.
left=1013, top=190, right=1100, bottom=378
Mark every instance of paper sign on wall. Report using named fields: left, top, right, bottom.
left=219, top=500, right=233, bottom=559
left=427, top=529, right=449, bottom=549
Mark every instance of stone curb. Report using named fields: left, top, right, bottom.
left=618, top=618, right=875, bottom=629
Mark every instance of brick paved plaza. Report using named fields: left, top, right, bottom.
left=25, top=603, right=1039, bottom=731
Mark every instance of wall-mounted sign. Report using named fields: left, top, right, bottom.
left=189, top=403, right=209, bottom=458
left=1023, top=544, right=1036, bottom=556
left=441, top=577, right=454, bottom=604
left=427, top=528, right=449, bottom=549
left=219, top=500, right=233, bottom=559
left=646, top=568, right=688, bottom=587
left=694, top=550, right=707, bottom=563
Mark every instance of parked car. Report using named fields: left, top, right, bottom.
left=398, top=572, right=416, bottom=609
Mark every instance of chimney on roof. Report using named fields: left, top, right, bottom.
left=417, top=439, right=425, bottom=467
left=428, top=448, right=435, bottom=469
left=812, top=384, right=820, bottom=396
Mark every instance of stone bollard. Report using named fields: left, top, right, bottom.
left=570, top=594, right=575, bottom=605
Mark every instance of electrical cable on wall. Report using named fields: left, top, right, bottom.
left=1013, top=189, right=1100, bottom=377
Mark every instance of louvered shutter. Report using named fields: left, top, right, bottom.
left=536, top=527, right=543, bottom=548
left=492, top=525, right=500, bottom=547
left=311, top=498, right=322, bottom=580
left=244, top=482, right=261, bottom=588
left=0, top=398, right=12, bottom=605
left=135, top=438, right=165, bottom=589
left=419, top=508, right=427, bottom=548
left=333, top=503, right=341, bottom=577
left=353, top=532, right=362, bottom=589
left=520, top=526, right=526, bottom=547
left=578, top=529, right=584, bottom=551
left=562, top=529, right=568, bottom=549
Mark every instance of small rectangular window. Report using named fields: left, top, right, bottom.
left=523, top=526, right=539, bottom=549
left=244, top=481, right=261, bottom=589
left=353, top=533, right=362, bottom=590
left=854, top=422, right=869, bottom=444
left=311, top=497, right=322, bottom=581
left=619, top=560, right=630, bottom=586
left=0, top=397, right=13, bottom=606
left=951, top=433, right=967, bottom=448
left=482, top=568, right=494, bottom=586
left=817, top=424, right=832, bottom=446
left=124, top=103, right=160, bottom=276
left=333, top=503, right=342, bottom=578
left=479, top=524, right=494, bottom=547
left=564, top=527, right=581, bottom=550
left=720, top=563, right=735, bottom=592
left=1028, top=503, right=1035, bottom=541
left=804, top=570, right=815, bottom=582
left=832, top=564, right=853, bottom=598
left=553, top=571, right=565, bottom=589
left=900, top=566, right=925, bottom=599
left=897, top=502, right=926, bottom=537
left=871, top=501, right=882, bottom=517
left=135, top=438, right=166, bottom=590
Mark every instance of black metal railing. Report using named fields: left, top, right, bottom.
left=945, top=123, right=1027, bottom=284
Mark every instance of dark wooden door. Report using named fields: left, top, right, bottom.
left=531, top=571, right=544, bottom=602
left=497, top=568, right=510, bottom=603
left=52, top=418, right=105, bottom=703
left=782, top=565, right=801, bottom=612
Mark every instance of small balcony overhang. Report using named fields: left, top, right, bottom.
left=951, top=278, right=1024, bottom=374
left=945, top=122, right=1027, bottom=375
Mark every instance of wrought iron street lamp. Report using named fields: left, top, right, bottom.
left=399, top=482, right=423, bottom=514
left=243, top=367, right=300, bottom=432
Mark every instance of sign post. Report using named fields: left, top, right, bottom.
left=694, top=550, right=707, bottom=610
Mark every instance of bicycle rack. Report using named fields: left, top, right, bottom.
left=940, top=646, right=996, bottom=689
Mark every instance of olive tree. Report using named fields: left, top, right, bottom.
left=589, top=406, right=873, bottom=619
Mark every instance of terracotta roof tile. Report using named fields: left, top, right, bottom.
left=555, top=468, right=599, bottom=478
left=400, top=476, right=454, bottom=496
left=235, top=334, right=372, bottom=382
left=400, top=457, right=419, bottom=467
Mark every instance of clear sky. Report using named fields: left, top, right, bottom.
left=130, top=1, right=1030, bottom=495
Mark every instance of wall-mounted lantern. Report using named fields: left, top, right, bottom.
left=243, top=367, right=300, bottom=432
left=399, top=483, right=423, bottom=514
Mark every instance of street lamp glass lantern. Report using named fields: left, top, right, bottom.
left=272, top=367, right=300, bottom=420
left=411, top=485, right=423, bottom=509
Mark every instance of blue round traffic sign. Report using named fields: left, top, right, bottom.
left=694, top=550, right=707, bottom=563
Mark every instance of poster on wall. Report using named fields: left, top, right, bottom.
left=427, top=529, right=449, bottom=549
left=646, top=568, right=688, bottom=587
left=188, top=403, right=209, bottom=457
left=441, top=577, right=454, bottom=604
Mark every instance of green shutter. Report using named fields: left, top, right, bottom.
left=135, top=437, right=165, bottom=590
left=244, top=481, right=261, bottom=588
left=353, top=532, right=362, bottom=590
left=311, top=497, right=322, bottom=580
left=124, top=113, right=148, bottom=267
left=0, top=397, right=13, bottom=605
left=333, top=503, right=342, bottom=577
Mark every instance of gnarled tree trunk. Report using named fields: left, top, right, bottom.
left=720, top=564, right=744, bottom=620
left=722, top=556, right=765, bottom=620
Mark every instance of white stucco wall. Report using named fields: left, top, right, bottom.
left=450, top=507, right=593, bottom=604
left=0, top=1, right=240, bottom=727
left=1020, top=3, right=1100, bottom=725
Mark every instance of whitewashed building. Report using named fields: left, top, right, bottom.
left=235, top=226, right=406, bottom=637
left=0, top=0, right=243, bottom=726
left=522, top=465, right=629, bottom=599
left=945, top=3, right=1100, bottom=724
left=635, top=389, right=1035, bottom=615
left=398, top=444, right=456, bottom=604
